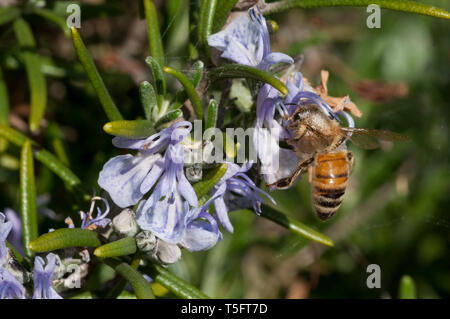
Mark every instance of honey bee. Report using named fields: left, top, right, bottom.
left=268, top=104, right=409, bottom=221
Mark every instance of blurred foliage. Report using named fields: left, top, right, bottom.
left=0, top=0, right=448, bottom=298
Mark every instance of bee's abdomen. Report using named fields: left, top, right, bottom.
left=312, top=151, right=349, bottom=221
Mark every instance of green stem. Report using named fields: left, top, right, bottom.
left=164, top=66, right=204, bottom=119
left=208, top=64, right=288, bottom=96
left=261, top=0, right=450, bottom=19
left=261, top=204, right=334, bottom=247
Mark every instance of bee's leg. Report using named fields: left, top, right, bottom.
left=267, top=157, right=314, bottom=189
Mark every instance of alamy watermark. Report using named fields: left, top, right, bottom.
left=366, top=4, right=381, bottom=29
left=66, top=3, right=81, bottom=28
left=181, top=120, right=281, bottom=174
left=366, top=264, right=381, bottom=289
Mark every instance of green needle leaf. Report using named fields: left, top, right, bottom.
left=71, top=27, right=123, bottom=121
left=145, top=264, right=209, bottom=299
left=20, top=140, right=38, bottom=258
left=28, top=228, right=101, bottom=252
left=208, top=64, right=288, bottom=96
left=103, top=120, right=155, bottom=138
left=13, top=19, right=47, bottom=132
left=193, top=163, right=228, bottom=198
left=190, top=61, right=204, bottom=87
left=139, top=81, right=158, bottom=121
left=261, top=204, right=334, bottom=247
left=0, top=67, right=10, bottom=152
left=0, top=125, right=81, bottom=188
left=143, top=0, right=165, bottom=67
left=399, top=275, right=417, bottom=299
left=106, top=254, right=141, bottom=299
left=213, top=0, right=238, bottom=32
left=94, top=237, right=137, bottom=258
left=198, top=0, right=218, bottom=56
left=104, top=258, right=155, bottom=299
left=164, top=66, right=204, bottom=119
left=205, top=99, right=218, bottom=130
left=145, top=56, right=166, bottom=109
left=154, top=109, right=183, bottom=128
left=262, top=0, right=450, bottom=19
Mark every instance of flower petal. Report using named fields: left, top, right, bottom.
left=177, top=171, right=198, bottom=207
left=98, top=154, right=160, bottom=208
left=213, top=196, right=234, bottom=233
left=0, top=266, right=26, bottom=299
left=180, top=212, right=221, bottom=252
left=0, top=212, right=12, bottom=265
left=257, top=52, right=293, bottom=71
left=32, top=253, right=62, bottom=299
left=136, top=197, right=188, bottom=245
left=140, top=158, right=164, bottom=194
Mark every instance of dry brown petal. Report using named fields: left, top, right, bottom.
left=312, top=69, right=363, bottom=118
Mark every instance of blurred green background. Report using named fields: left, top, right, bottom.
left=0, top=0, right=448, bottom=298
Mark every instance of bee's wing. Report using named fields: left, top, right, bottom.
left=340, top=127, right=409, bottom=150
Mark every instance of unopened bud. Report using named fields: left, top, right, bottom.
left=156, top=241, right=181, bottom=265
left=185, top=164, right=203, bottom=182
left=112, top=209, right=138, bottom=237
left=136, top=231, right=157, bottom=252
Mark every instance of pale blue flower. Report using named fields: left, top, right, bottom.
left=136, top=140, right=198, bottom=244
left=0, top=212, right=12, bottom=266
left=211, top=162, right=275, bottom=233
left=32, top=253, right=62, bottom=299
left=179, top=186, right=225, bottom=251
left=80, top=197, right=111, bottom=229
left=207, top=7, right=292, bottom=70
left=0, top=266, right=26, bottom=299
left=253, top=83, right=301, bottom=185
left=4, top=209, right=23, bottom=256
left=98, top=121, right=194, bottom=208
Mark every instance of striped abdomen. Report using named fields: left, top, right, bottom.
left=311, top=150, right=351, bottom=221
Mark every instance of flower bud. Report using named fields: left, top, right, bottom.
left=185, top=164, right=203, bottom=183
left=136, top=231, right=157, bottom=252
left=112, top=209, right=138, bottom=237
left=155, top=240, right=181, bottom=265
